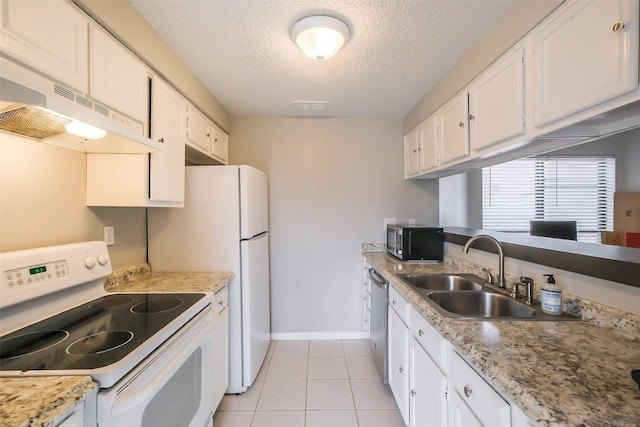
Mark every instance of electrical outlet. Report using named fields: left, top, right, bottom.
left=104, top=226, right=115, bottom=246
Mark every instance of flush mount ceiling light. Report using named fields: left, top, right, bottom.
left=292, top=15, right=350, bottom=61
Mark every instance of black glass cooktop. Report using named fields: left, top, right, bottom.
left=0, top=293, right=205, bottom=372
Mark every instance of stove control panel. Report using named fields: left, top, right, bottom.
left=0, top=241, right=112, bottom=310
left=5, top=260, right=69, bottom=289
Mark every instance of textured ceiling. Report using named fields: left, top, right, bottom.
left=130, top=0, right=512, bottom=119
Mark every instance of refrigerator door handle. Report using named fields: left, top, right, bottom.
left=241, top=231, right=268, bottom=242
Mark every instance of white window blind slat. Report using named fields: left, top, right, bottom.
left=482, top=156, right=615, bottom=243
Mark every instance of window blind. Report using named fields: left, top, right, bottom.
left=482, top=156, right=615, bottom=243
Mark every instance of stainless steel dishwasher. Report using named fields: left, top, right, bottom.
left=367, top=267, right=388, bottom=383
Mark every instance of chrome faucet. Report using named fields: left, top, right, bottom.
left=463, top=234, right=506, bottom=289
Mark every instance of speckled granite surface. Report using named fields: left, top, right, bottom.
left=0, top=376, right=97, bottom=427
left=104, top=263, right=234, bottom=294
left=364, top=251, right=640, bottom=426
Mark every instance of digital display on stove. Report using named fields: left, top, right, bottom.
left=29, top=266, right=47, bottom=275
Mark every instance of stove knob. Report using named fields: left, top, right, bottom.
left=85, top=256, right=97, bottom=269
left=98, top=254, right=110, bottom=266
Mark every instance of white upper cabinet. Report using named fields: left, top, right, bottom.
left=418, top=114, right=439, bottom=172
left=149, top=76, right=186, bottom=204
left=90, top=24, right=150, bottom=124
left=0, top=0, right=89, bottom=92
left=186, top=106, right=229, bottom=165
left=86, top=76, right=186, bottom=207
left=404, top=127, right=420, bottom=178
left=469, top=47, right=525, bottom=152
left=531, top=0, right=638, bottom=127
left=438, top=91, right=470, bottom=165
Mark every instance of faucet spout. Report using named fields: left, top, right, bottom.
left=463, top=234, right=505, bottom=289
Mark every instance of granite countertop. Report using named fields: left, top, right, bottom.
left=0, top=376, right=97, bottom=427
left=104, top=268, right=234, bottom=294
left=2, top=267, right=234, bottom=427
left=364, top=251, right=640, bottom=426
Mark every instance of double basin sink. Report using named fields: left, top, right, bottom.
left=397, top=273, right=577, bottom=320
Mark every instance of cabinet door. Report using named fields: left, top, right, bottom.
left=438, top=92, right=470, bottom=165
left=532, top=0, right=638, bottom=127
left=404, top=128, right=420, bottom=178
left=449, top=351, right=510, bottom=427
left=418, top=114, right=439, bottom=172
left=187, top=107, right=212, bottom=152
left=149, top=77, right=186, bottom=204
left=0, top=0, right=88, bottom=91
left=469, top=47, right=525, bottom=151
left=212, top=307, right=229, bottom=408
left=90, top=25, right=149, bottom=123
left=210, top=123, right=229, bottom=164
left=409, top=338, right=447, bottom=427
left=450, top=389, right=484, bottom=427
left=388, top=306, right=410, bottom=426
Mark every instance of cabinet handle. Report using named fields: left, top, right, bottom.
left=217, top=300, right=224, bottom=306
left=399, top=367, right=404, bottom=374
left=459, top=121, right=465, bottom=128
left=157, top=137, right=165, bottom=144
left=392, top=300, right=397, bottom=305
left=463, top=386, right=473, bottom=398
left=469, top=114, right=475, bottom=121
left=418, top=329, right=424, bottom=337
left=612, top=20, right=625, bottom=33
left=411, top=390, right=416, bottom=397
left=206, top=133, right=211, bottom=137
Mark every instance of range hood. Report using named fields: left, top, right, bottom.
left=0, top=55, right=162, bottom=153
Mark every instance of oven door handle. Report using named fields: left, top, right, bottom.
left=111, top=309, right=213, bottom=416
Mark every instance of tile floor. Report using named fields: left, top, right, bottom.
left=213, top=339, right=405, bottom=427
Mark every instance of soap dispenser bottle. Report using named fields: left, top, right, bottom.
left=541, top=274, right=562, bottom=315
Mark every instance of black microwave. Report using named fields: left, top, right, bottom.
left=386, top=225, right=444, bottom=262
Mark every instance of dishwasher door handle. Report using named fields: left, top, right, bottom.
left=368, top=268, right=387, bottom=288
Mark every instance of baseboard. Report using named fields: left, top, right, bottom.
left=270, top=331, right=370, bottom=341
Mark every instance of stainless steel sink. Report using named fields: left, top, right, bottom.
left=397, top=273, right=485, bottom=293
left=427, top=291, right=537, bottom=319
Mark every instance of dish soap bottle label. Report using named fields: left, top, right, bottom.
left=541, top=274, right=562, bottom=315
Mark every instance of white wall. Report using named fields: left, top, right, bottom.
left=229, top=117, right=439, bottom=337
left=0, top=134, right=147, bottom=269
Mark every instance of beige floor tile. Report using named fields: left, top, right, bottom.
left=308, top=357, right=349, bottom=379
left=342, top=339, right=372, bottom=358
left=356, top=409, right=406, bottom=427
left=346, top=355, right=380, bottom=379
left=217, top=379, right=264, bottom=411
left=266, top=357, right=308, bottom=379
left=305, top=410, right=359, bottom=427
left=309, top=340, right=345, bottom=357
left=272, top=340, right=309, bottom=358
left=257, top=379, right=307, bottom=410
left=350, top=379, right=398, bottom=410
left=251, top=410, right=305, bottom=427
left=306, top=379, right=354, bottom=410
left=212, top=411, right=253, bottom=427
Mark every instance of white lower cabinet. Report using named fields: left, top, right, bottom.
left=388, top=286, right=410, bottom=426
left=409, top=307, right=449, bottom=427
left=410, top=338, right=448, bottom=427
left=211, top=286, right=229, bottom=408
left=449, top=351, right=511, bottom=427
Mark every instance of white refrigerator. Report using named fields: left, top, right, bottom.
left=148, top=165, right=270, bottom=394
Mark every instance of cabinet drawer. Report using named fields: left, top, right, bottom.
left=213, top=286, right=228, bottom=314
left=409, top=307, right=448, bottom=373
left=450, top=351, right=510, bottom=427
left=389, top=286, right=410, bottom=325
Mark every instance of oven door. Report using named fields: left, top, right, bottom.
left=97, top=306, right=215, bottom=427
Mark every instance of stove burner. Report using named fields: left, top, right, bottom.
left=89, top=295, right=136, bottom=310
left=0, top=330, right=69, bottom=359
left=66, top=330, right=134, bottom=355
left=131, top=297, right=184, bottom=314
